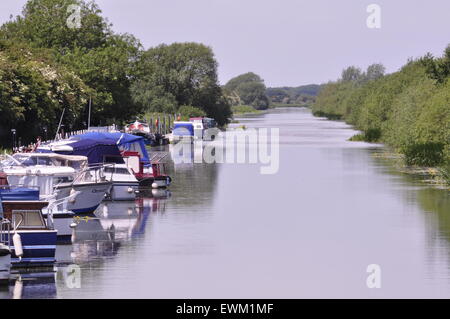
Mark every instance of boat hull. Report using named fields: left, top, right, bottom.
left=56, top=182, right=111, bottom=214
left=6, top=230, right=57, bottom=268
left=108, top=182, right=139, bottom=201
left=0, top=250, right=11, bottom=283
left=42, top=211, right=76, bottom=242
left=136, top=175, right=172, bottom=188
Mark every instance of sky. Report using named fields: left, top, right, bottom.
left=1, top=0, right=449, bottom=87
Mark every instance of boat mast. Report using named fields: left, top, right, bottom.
left=55, top=108, right=66, bottom=141
left=88, top=96, right=92, bottom=130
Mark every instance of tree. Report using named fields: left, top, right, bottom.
left=132, top=42, right=231, bottom=126
left=365, top=63, right=385, bottom=81
left=1, top=0, right=143, bottom=126
left=224, top=72, right=270, bottom=110
left=0, top=41, right=89, bottom=146
left=341, top=66, right=363, bottom=83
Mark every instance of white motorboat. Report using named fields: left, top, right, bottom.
left=104, top=164, right=140, bottom=201
left=1, top=153, right=112, bottom=214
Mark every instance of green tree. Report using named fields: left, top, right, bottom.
left=132, top=42, right=231, bottom=126
left=1, top=0, right=142, bottom=126
left=224, top=72, right=270, bottom=110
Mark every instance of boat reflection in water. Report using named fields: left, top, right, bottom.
left=0, top=272, right=57, bottom=299
left=0, top=190, right=171, bottom=299
left=57, top=191, right=170, bottom=264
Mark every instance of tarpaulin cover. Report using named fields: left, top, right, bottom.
left=71, top=132, right=150, bottom=164
left=44, top=139, right=125, bottom=165
left=173, top=123, right=194, bottom=136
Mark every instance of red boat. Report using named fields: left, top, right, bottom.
left=122, top=151, right=172, bottom=189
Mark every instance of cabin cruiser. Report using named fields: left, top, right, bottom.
left=0, top=195, right=57, bottom=268
left=122, top=151, right=172, bottom=189
left=0, top=185, right=78, bottom=242
left=104, top=164, right=139, bottom=201
left=0, top=153, right=112, bottom=214
left=39, top=133, right=172, bottom=189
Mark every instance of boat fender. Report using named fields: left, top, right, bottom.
left=127, top=187, right=134, bottom=193
left=13, top=233, right=23, bottom=260
left=70, top=222, right=77, bottom=229
left=152, top=183, right=159, bottom=189
left=69, top=189, right=77, bottom=204
left=102, top=204, right=109, bottom=217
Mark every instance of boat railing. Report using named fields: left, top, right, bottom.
left=0, top=218, right=11, bottom=248
left=74, top=163, right=115, bottom=184
left=45, top=191, right=81, bottom=229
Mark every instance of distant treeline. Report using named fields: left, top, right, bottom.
left=223, top=72, right=271, bottom=111
left=223, top=72, right=321, bottom=112
left=266, top=84, right=321, bottom=107
left=0, top=0, right=232, bottom=147
left=312, top=48, right=450, bottom=169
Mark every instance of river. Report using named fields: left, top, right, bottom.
left=2, top=107, right=450, bottom=299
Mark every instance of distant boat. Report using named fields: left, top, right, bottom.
left=172, top=122, right=195, bottom=143
left=189, top=117, right=219, bottom=141
left=125, top=120, right=151, bottom=134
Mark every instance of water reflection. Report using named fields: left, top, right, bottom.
left=7, top=108, right=450, bottom=298
left=1, top=272, right=57, bottom=299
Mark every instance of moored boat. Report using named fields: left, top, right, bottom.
left=1, top=153, right=112, bottom=215
left=104, top=164, right=139, bottom=201
left=0, top=198, right=57, bottom=269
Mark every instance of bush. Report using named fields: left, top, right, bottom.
left=178, top=105, right=206, bottom=118
left=403, top=143, right=444, bottom=166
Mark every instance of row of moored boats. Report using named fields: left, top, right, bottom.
left=0, top=131, right=171, bottom=282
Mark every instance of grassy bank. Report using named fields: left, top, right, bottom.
left=312, top=47, right=450, bottom=186
left=269, top=103, right=309, bottom=108
left=232, top=105, right=265, bottom=116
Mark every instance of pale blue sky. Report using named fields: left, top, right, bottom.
left=1, top=0, right=449, bottom=87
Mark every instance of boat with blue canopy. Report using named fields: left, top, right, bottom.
left=70, top=132, right=150, bottom=165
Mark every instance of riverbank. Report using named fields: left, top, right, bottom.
left=231, top=105, right=266, bottom=117
left=310, top=110, right=450, bottom=187
left=312, top=47, right=449, bottom=185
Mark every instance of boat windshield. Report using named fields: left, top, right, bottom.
left=1, top=154, right=87, bottom=171
left=12, top=210, right=47, bottom=230
left=104, top=167, right=131, bottom=175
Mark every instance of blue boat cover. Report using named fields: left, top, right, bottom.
left=0, top=187, right=40, bottom=201
left=39, top=139, right=125, bottom=165
left=71, top=132, right=150, bottom=164
left=173, top=123, right=194, bottom=137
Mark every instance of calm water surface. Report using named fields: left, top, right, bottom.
left=3, top=108, right=450, bottom=299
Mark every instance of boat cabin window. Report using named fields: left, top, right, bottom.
left=104, top=167, right=131, bottom=175
left=19, top=156, right=53, bottom=167
left=54, top=176, right=74, bottom=184
left=12, top=210, right=46, bottom=229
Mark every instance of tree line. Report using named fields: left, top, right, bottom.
left=0, top=0, right=232, bottom=147
left=312, top=48, right=450, bottom=170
